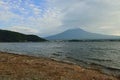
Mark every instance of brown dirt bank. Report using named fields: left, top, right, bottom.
left=0, top=52, right=119, bottom=80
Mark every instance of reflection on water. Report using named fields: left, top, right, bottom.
left=0, top=42, right=120, bottom=75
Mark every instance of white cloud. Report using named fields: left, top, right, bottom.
left=46, top=0, right=120, bottom=36
left=27, top=8, right=64, bottom=36
left=1, top=0, right=120, bottom=36
left=4, top=26, right=39, bottom=34
left=0, top=0, right=64, bottom=36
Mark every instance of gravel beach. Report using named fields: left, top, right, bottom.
left=0, top=52, right=119, bottom=80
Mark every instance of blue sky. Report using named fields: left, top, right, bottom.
left=0, top=0, right=120, bottom=37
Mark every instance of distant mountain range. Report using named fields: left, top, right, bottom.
left=0, top=29, right=47, bottom=42
left=46, top=28, right=120, bottom=40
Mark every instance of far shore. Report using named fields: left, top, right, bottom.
left=0, top=51, right=119, bottom=80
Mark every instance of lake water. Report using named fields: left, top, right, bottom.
left=0, top=41, right=120, bottom=75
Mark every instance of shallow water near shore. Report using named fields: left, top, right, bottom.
left=0, top=41, right=120, bottom=76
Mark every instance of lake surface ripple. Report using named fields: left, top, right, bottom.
left=0, top=42, right=120, bottom=75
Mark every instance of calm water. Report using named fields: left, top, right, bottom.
left=0, top=42, right=120, bottom=75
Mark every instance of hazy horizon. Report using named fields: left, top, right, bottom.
left=0, top=0, right=120, bottom=37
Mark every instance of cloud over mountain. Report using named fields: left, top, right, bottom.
left=0, top=0, right=120, bottom=36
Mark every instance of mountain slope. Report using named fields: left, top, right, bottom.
left=0, top=29, right=47, bottom=42
left=46, top=28, right=120, bottom=40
